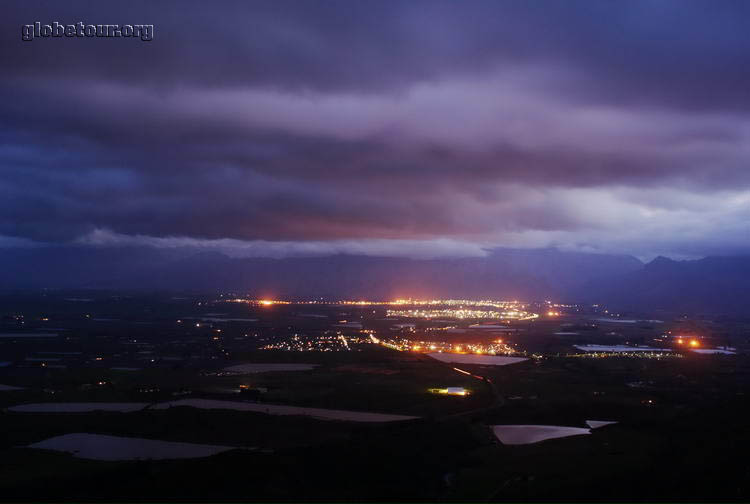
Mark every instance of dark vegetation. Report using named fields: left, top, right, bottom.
left=0, top=293, right=749, bottom=501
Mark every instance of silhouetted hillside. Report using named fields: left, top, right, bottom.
left=0, top=246, right=642, bottom=300
left=579, top=255, right=750, bottom=314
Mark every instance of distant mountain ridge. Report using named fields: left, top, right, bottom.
left=7, top=246, right=750, bottom=314
left=578, top=255, right=750, bottom=314
left=0, top=246, right=642, bottom=301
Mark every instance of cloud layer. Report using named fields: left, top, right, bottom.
left=3, top=0, right=750, bottom=259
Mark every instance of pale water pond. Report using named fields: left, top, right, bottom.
left=28, top=433, right=236, bottom=460
left=8, top=402, right=149, bottom=413
left=151, top=398, right=418, bottom=422
left=586, top=420, right=617, bottom=429
left=223, top=363, right=318, bottom=373
left=0, top=333, right=58, bottom=338
left=427, top=353, right=528, bottom=366
left=692, top=348, right=736, bottom=355
left=6, top=398, right=417, bottom=422
left=574, top=345, right=670, bottom=353
left=492, top=425, right=591, bottom=445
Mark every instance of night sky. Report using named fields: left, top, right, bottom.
left=4, top=1, right=750, bottom=261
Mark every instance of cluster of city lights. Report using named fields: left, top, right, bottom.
left=259, top=332, right=374, bottom=352
left=223, top=298, right=532, bottom=310
left=674, top=337, right=701, bottom=347
left=570, top=351, right=683, bottom=359
left=224, top=297, right=540, bottom=320
left=386, top=308, right=538, bottom=320
left=372, top=336, right=517, bottom=355
left=225, top=298, right=292, bottom=306
left=389, top=299, right=527, bottom=308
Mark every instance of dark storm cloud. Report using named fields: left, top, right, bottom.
left=2, top=0, right=750, bottom=257
left=5, top=0, right=750, bottom=107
